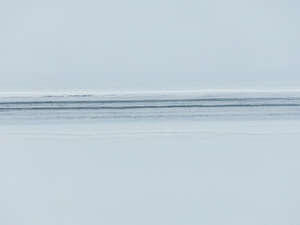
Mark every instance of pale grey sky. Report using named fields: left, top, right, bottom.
left=1, top=0, right=299, bottom=91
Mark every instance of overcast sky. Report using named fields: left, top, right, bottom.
left=1, top=0, right=299, bottom=91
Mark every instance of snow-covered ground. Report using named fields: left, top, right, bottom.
left=1, top=91, right=300, bottom=225
left=1, top=119, right=300, bottom=225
